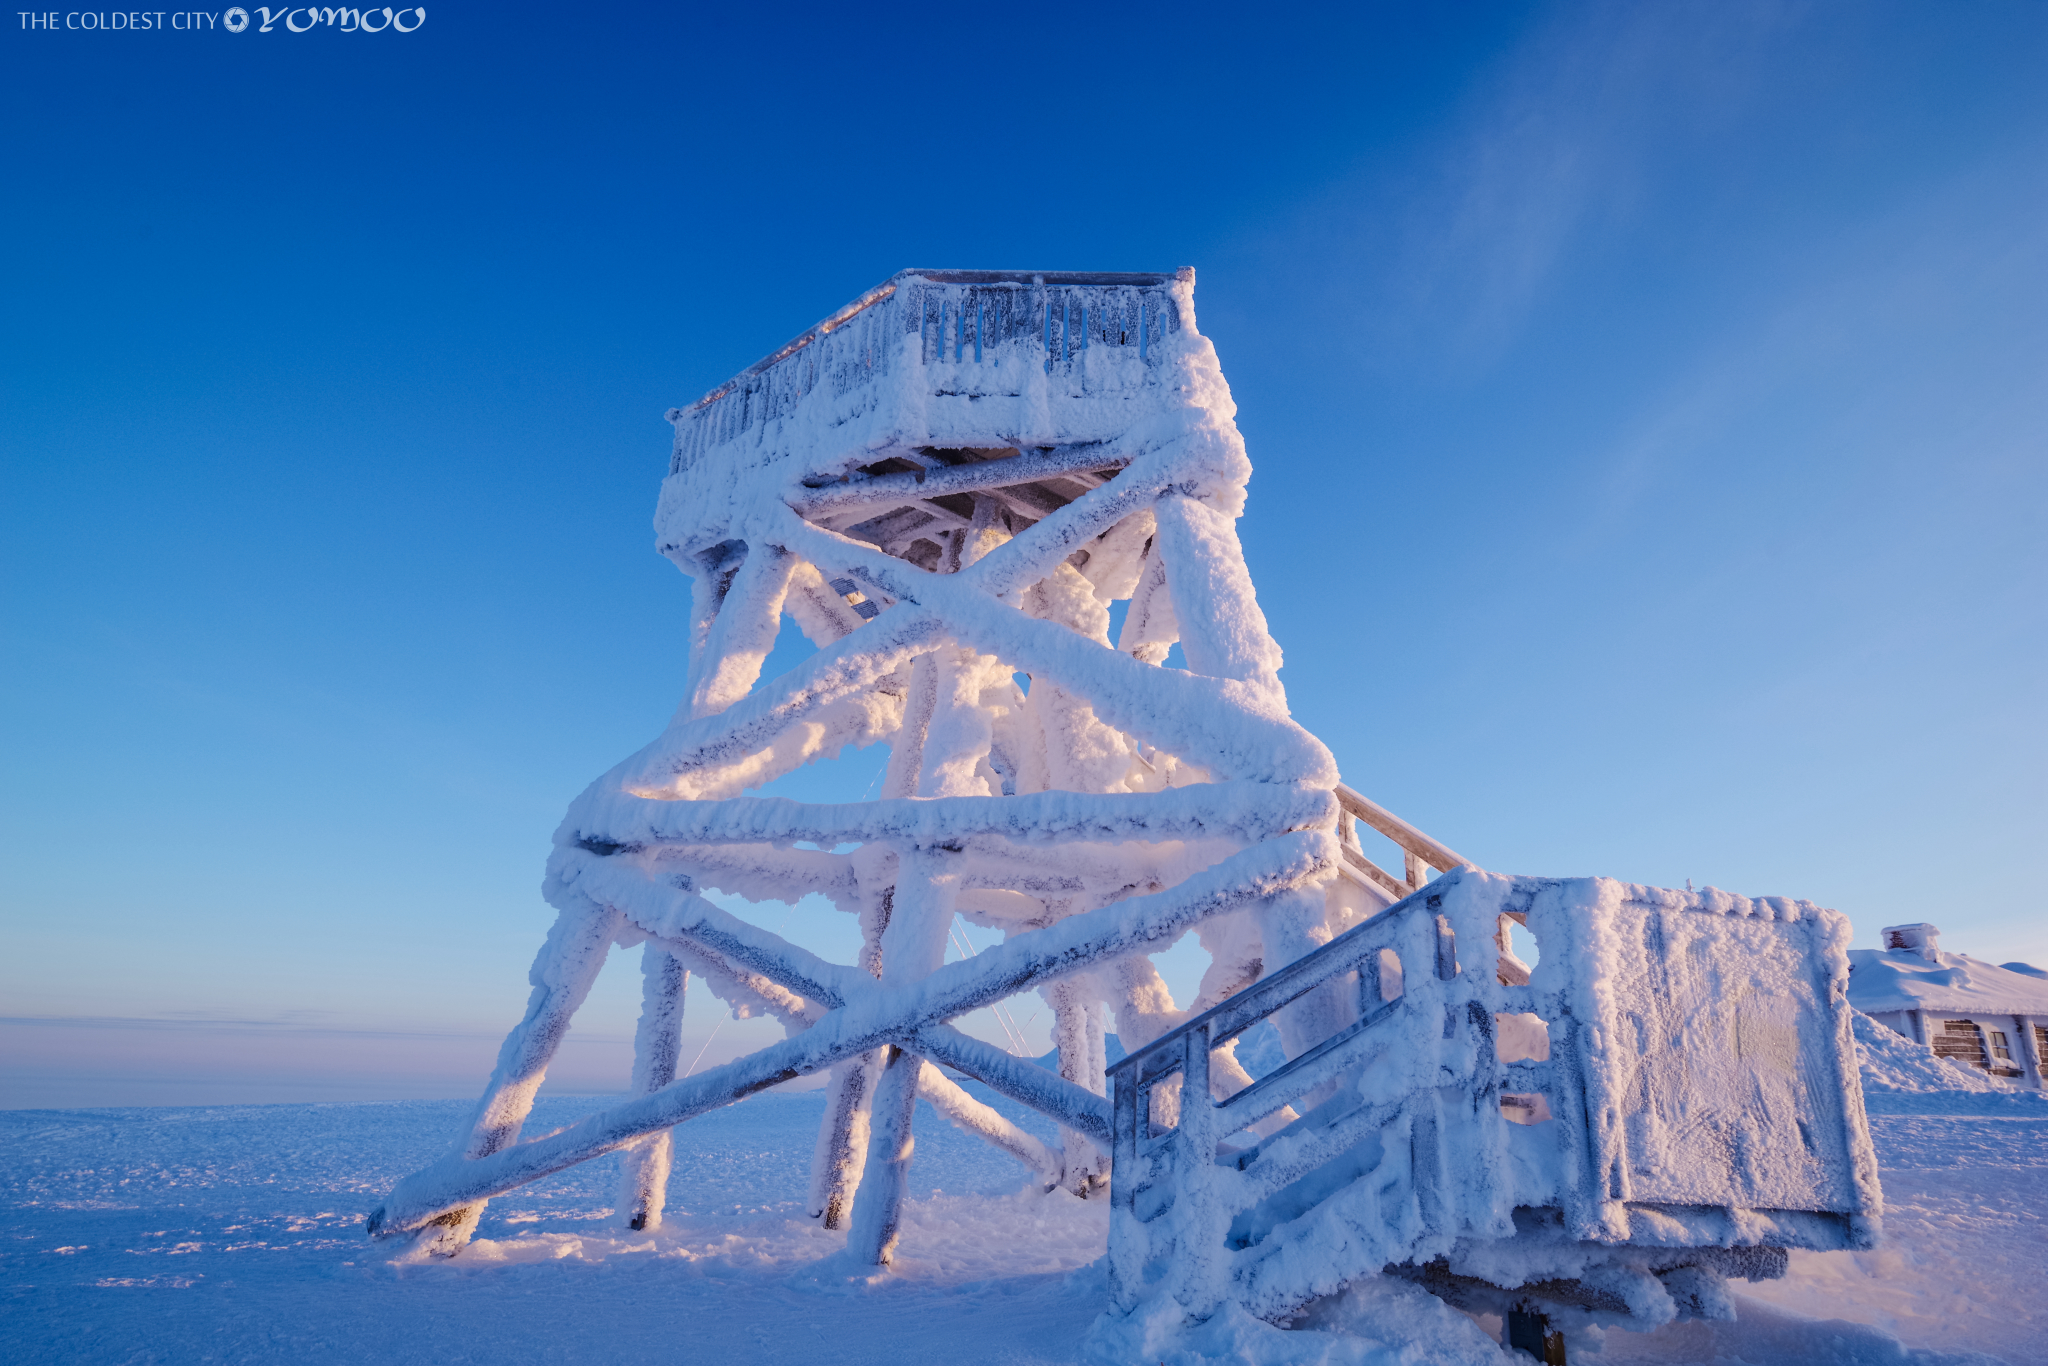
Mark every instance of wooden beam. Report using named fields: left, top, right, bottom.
left=1339, top=844, right=1409, bottom=901
left=1333, top=785, right=1471, bottom=874
left=792, top=445, right=1129, bottom=516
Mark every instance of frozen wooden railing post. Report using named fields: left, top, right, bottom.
left=367, top=266, right=1448, bottom=1265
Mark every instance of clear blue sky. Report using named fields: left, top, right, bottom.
left=4, top=1, right=2043, bottom=1106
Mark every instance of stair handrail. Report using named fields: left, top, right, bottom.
left=1332, top=784, right=1472, bottom=901
left=1106, top=880, right=1480, bottom=1314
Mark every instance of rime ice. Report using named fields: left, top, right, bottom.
left=363, top=270, right=1892, bottom=1361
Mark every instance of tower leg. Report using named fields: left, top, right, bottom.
left=808, top=1047, right=882, bottom=1228
left=1257, top=887, right=1347, bottom=1062
left=806, top=748, right=914, bottom=1225
left=1047, top=978, right=1106, bottom=1192
left=616, top=943, right=686, bottom=1231
left=845, top=1043, right=923, bottom=1266
left=408, top=899, right=622, bottom=1256
left=845, top=850, right=958, bottom=1266
left=1077, top=997, right=1109, bottom=1190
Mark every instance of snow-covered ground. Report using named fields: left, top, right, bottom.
left=4, top=1062, right=2042, bottom=1366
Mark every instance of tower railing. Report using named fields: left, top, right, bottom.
left=667, top=269, right=1188, bottom=475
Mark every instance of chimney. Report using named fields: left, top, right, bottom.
left=1882, top=923, right=1942, bottom=962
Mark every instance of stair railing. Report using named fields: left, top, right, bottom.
left=1107, top=876, right=1526, bottom=1320
left=1332, top=783, right=1471, bottom=902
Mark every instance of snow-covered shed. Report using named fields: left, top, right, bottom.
left=1848, top=923, right=2048, bottom=1088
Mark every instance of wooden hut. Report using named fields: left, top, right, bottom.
left=1849, top=923, right=2048, bottom=1088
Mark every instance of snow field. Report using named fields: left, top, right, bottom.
left=5, top=1075, right=2044, bottom=1364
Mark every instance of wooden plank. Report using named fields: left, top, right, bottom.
left=791, top=445, right=1130, bottom=516
left=1111, top=896, right=1429, bottom=1088
left=1334, top=784, right=1471, bottom=874
left=839, top=498, right=974, bottom=542
left=1341, top=844, right=1409, bottom=900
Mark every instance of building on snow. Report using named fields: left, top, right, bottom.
left=1849, top=923, right=2048, bottom=1087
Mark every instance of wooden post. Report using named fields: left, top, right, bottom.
left=806, top=843, right=897, bottom=1226
left=807, top=1050, right=881, bottom=1228
left=803, top=665, right=932, bottom=1226
left=1170, top=1020, right=1224, bottom=1315
left=1506, top=1303, right=1567, bottom=1363
left=845, top=1043, right=922, bottom=1265
left=1107, top=1061, right=1143, bottom=1312
left=1047, top=977, right=1099, bottom=1191
left=419, top=900, right=622, bottom=1256
left=615, top=944, right=686, bottom=1231
left=844, top=849, right=958, bottom=1266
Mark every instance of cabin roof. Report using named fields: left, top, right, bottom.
left=1847, top=948, right=2048, bottom=1017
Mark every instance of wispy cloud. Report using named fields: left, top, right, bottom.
left=1396, top=1, right=1804, bottom=365
left=1224, top=0, right=1808, bottom=376
left=1581, top=136, right=2048, bottom=537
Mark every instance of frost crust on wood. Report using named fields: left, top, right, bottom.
left=1096, top=870, right=1885, bottom=1351
left=369, top=268, right=1406, bottom=1263
left=365, top=270, right=1882, bottom=1357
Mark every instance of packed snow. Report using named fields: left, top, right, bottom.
left=1854, top=1010, right=2007, bottom=1096
left=4, top=1043, right=2041, bottom=1364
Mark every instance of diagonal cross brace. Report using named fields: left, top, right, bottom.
left=369, top=829, right=1334, bottom=1238
left=911, top=1025, right=1110, bottom=1147
left=620, top=445, right=1334, bottom=796
left=767, top=509, right=1319, bottom=779
left=569, top=853, right=868, bottom=1009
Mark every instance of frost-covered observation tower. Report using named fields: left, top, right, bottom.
left=370, top=269, right=1882, bottom=1351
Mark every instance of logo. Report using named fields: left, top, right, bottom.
left=17, top=4, right=424, bottom=34
left=223, top=7, right=427, bottom=33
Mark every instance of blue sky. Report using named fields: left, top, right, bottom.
left=4, top=1, right=2043, bottom=1105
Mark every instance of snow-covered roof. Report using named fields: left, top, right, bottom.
left=1847, top=946, right=2048, bottom=1017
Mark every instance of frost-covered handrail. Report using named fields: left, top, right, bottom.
left=1332, top=784, right=1471, bottom=901
left=1110, top=888, right=1433, bottom=1093
left=1105, top=883, right=1456, bottom=1319
left=1103, top=869, right=1885, bottom=1332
